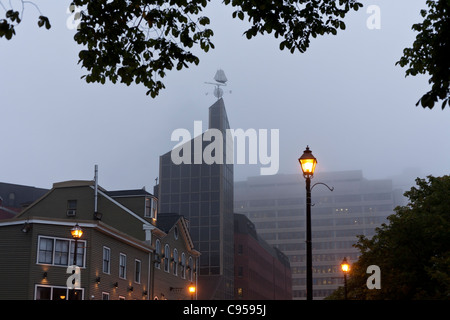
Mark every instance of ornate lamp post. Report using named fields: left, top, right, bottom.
left=298, top=146, right=334, bottom=300
left=298, top=146, right=317, bottom=300
left=70, top=224, right=83, bottom=300
left=71, top=224, right=83, bottom=266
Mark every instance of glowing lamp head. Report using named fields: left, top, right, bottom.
left=188, top=283, right=196, bottom=294
left=299, top=146, right=317, bottom=178
left=71, top=224, right=83, bottom=240
left=341, top=257, right=350, bottom=273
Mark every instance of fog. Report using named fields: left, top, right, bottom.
left=0, top=0, right=448, bottom=192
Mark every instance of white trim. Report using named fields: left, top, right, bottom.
left=134, top=258, right=142, bottom=284
left=119, top=253, right=127, bottom=279
left=0, top=219, right=96, bottom=228
left=97, top=224, right=152, bottom=253
left=34, top=284, right=84, bottom=300
left=0, top=218, right=153, bottom=253
left=36, top=235, right=87, bottom=268
left=102, top=246, right=111, bottom=274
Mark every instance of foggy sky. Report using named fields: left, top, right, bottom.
left=1, top=0, right=448, bottom=192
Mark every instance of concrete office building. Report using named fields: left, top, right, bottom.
left=158, top=97, right=234, bottom=299
left=234, top=170, right=404, bottom=299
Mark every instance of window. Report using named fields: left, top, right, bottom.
left=67, top=200, right=77, bottom=216
left=181, top=253, right=186, bottom=279
left=54, top=239, right=69, bottom=265
left=155, top=240, right=161, bottom=269
left=145, top=197, right=157, bottom=219
left=103, top=247, right=111, bottom=274
left=173, top=249, right=178, bottom=276
left=164, top=244, right=170, bottom=273
left=102, top=292, right=110, bottom=300
left=38, top=238, right=54, bottom=264
left=237, top=266, right=243, bottom=277
left=35, top=285, right=83, bottom=300
left=119, top=253, right=127, bottom=279
left=8, top=192, right=15, bottom=206
left=188, top=257, right=194, bottom=281
left=174, top=226, right=179, bottom=240
left=37, top=236, right=85, bottom=267
left=135, top=259, right=141, bottom=283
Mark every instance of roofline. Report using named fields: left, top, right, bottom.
left=0, top=218, right=153, bottom=253
left=14, top=188, right=55, bottom=219
left=94, top=187, right=152, bottom=226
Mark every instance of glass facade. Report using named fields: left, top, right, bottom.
left=234, top=171, right=404, bottom=299
left=158, top=98, right=234, bottom=299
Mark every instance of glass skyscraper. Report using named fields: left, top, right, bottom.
left=158, top=98, right=234, bottom=299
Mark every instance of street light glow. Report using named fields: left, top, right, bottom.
left=298, top=146, right=317, bottom=177
left=341, top=258, right=350, bottom=273
left=70, top=224, right=83, bottom=240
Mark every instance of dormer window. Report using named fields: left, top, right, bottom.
left=67, top=200, right=77, bottom=217
left=145, top=197, right=157, bottom=219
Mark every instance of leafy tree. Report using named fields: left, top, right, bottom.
left=0, top=0, right=50, bottom=39
left=1, top=0, right=363, bottom=97
left=327, top=175, right=450, bottom=300
left=71, top=0, right=363, bottom=97
left=5, top=1, right=448, bottom=107
left=396, top=0, right=450, bottom=110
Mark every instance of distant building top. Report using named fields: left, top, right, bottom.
left=0, top=181, right=48, bottom=210
left=106, top=188, right=155, bottom=198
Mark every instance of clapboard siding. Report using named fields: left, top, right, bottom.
left=0, top=225, right=32, bottom=299
left=88, top=228, right=151, bottom=300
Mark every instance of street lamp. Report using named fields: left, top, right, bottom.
left=341, top=257, right=350, bottom=300
left=298, top=146, right=317, bottom=300
left=71, top=224, right=83, bottom=266
left=70, top=224, right=83, bottom=300
left=188, top=282, right=196, bottom=300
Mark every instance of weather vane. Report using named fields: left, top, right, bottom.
left=205, top=69, right=231, bottom=100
